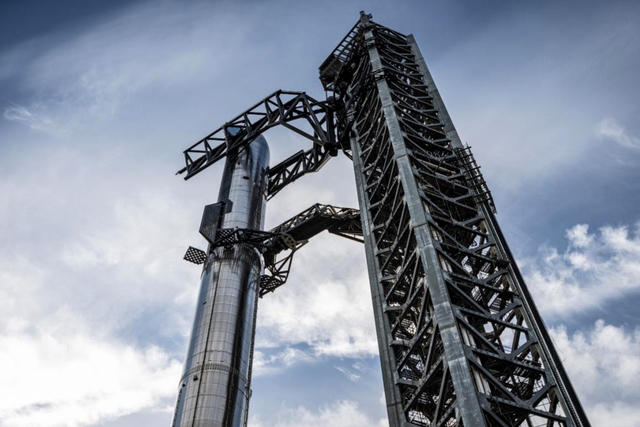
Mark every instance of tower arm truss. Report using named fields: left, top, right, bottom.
left=260, top=203, right=362, bottom=296
left=266, top=203, right=362, bottom=244
left=237, top=203, right=362, bottom=296
left=266, top=144, right=334, bottom=200
left=176, top=90, right=339, bottom=197
left=183, top=204, right=362, bottom=296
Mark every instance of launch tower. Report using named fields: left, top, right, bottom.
left=173, top=12, right=591, bottom=427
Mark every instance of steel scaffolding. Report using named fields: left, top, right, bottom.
left=174, top=11, right=591, bottom=427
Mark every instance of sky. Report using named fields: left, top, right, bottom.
left=0, top=0, right=639, bottom=426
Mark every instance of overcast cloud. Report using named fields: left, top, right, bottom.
left=1, top=1, right=639, bottom=426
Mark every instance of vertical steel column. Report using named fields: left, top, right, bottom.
left=351, top=131, right=406, bottom=427
left=408, top=35, right=591, bottom=427
left=333, top=13, right=591, bottom=427
left=357, top=14, right=486, bottom=427
left=172, top=136, right=269, bottom=427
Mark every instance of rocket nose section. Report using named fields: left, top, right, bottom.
left=249, top=134, right=270, bottom=169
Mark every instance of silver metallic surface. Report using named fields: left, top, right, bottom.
left=172, top=136, right=269, bottom=427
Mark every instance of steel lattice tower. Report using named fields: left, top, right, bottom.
left=173, top=12, right=592, bottom=427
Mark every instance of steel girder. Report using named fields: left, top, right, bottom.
left=176, top=90, right=338, bottom=199
left=210, top=203, right=362, bottom=297
left=183, top=203, right=362, bottom=297
left=325, top=12, right=592, bottom=427
left=259, top=203, right=362, bottom=296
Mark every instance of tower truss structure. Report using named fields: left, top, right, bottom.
left=174, top=12, right=591, bottom=427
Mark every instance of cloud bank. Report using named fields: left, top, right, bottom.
left=524, top=222, right=640, bottom=316
left=250, top=400, right=387, bottom=427
left=0, top=311, right=180, bottom=427
left=596, top=118, right=640, bottom=150
left=552, top=320, right=640, bottom=427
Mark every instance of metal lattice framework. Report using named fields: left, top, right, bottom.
left=259, top=203, right=362, bottom=295
left=176, top=90, right=338, bottom=199
left=184, top=204, right=361, bottom=296
left=177, top=11, right=591, bottom=427
left=323, top=12, right=591, bottom=427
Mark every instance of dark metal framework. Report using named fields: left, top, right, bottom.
left=176, top=90, right=338, bottom=199
left=177, top=11, right=591, bottom=427
left=184, top=203, right=362, bottom=296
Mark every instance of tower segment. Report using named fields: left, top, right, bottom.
left=320, top=12, right=591, bottom=427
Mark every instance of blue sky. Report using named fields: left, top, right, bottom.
left=1, top=0, right=639, bottom=426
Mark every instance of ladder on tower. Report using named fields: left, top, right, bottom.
left=455, top=145, right=497, bottom=213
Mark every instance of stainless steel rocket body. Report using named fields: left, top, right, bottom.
left=172, top=136, right=270, bottom=427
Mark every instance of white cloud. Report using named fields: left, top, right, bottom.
left=0, top=190, right=191, bottom=427
left=256, top=233, right=379, bottom=358
left=334, top=360, right=372, bottom=382
left=2, top=1, right=256, bottom=135
left=4, top=105, right=59, bottom=134
left=596, top=118, right=640, bottom=150
left=0, top=311, right=181, bottom=427
left=335, top=367, right=361, bottom=382
left=0, top=176, right=202, bottom=337
left=250, top=400, right=388, bottom=427
left=551, top=320, right=640, bottom=427
left=523, top=222, right=640, bottom=316
left=248, top=154, right=375, bottom=360
left=352, top=360, right=371, bottom=374
left=253, top=347, right=314, bottom=377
